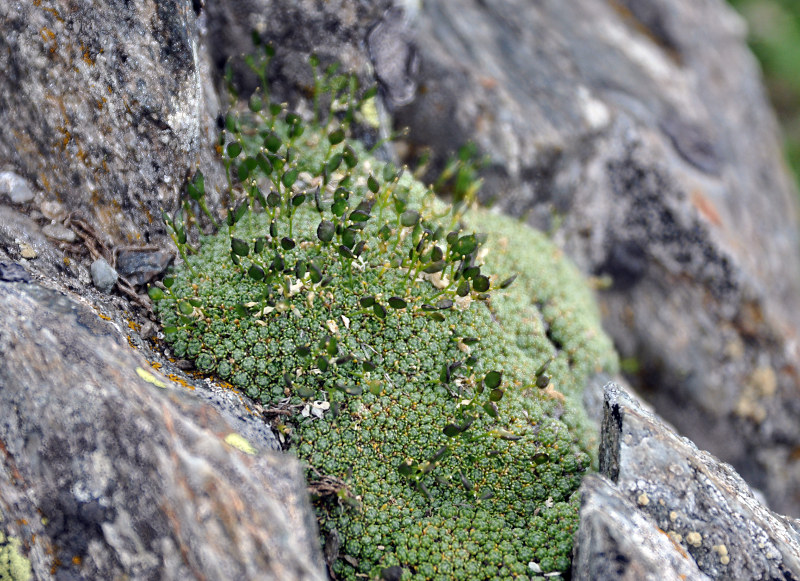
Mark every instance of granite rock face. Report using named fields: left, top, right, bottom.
left=0, top=279, right=325, bottom=581
left=387, top=0, right=800, bottom=516
left=0, top=0, right=224, bottom=244
left=574, top=383, right=800, bottom=580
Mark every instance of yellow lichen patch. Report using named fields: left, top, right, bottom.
left=135, top=367, right=167, bottom=389
left=167, top=374, right=195, bottom=390
left=224, top=433, right=257, bottom=455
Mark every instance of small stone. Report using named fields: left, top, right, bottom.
left=42, top=222, right=77, bottom=243
left=637, top=492, right=650, bottom=506
left=19, top=243, right=37, bottom=259
left=91, top=258, right=118, bottom=293
left=0, top=171, right=35, bottom=204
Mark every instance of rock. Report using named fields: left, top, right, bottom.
left=0, top=262, right=31, bottom=284
left=0, top=0, right=225, bottom=245
left=0, top=172, right=34, bottom=204
left=578, top=382, right=800, bottom=579
left=0, top=280, right=326, bottom=580
left=41, top=223, right=77, bottom=244
left=114, top=248, right=174, bottom=286
left=388, top=0, right=800, bottom=516
left=90, top=258, right=118, bottom=293
left=573, top=474, right=711, bottom=581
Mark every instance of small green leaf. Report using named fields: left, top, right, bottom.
left=232, top=201, right=248, bottom=223
left=178, top=301, right=193, bottom=315
left=398, top=459, right=417, bottom=477
left=367, top=174, right=379, bottom=193
left=269, top=220, right=277, bottom=238
left=400, top=210, right=420, bottom=227
left=435, top=299, right=454, bottom=310
left=338, top=244, right=354, bottom=259
left=499, top=274, right=518, bottom=289
left=455, top=234, right=477, bottom=255
left=427, top=312, right=445, bottom=322
left=533, top=452, right=549, bottom=465
left=331, top=197, right=348, bottom=217
left=226, top=142, right=242, bottom=158
left=360, top=296, right=375, bottom=308
left=463, top=266, right=480, bottom=279
left=267, top=190, right=281, bottom=207
left=343, top=145, right=358, bottom=168
left=388, top=296, right=407, bottom=309
left=349, top=210, right=371, bottom=222
left=456, top=280, right=471, bottom=297
left=248, top=264, right=265, bottom=281
left=484, top=370, right=502, bottom=389
left=297, top=386, right=315, bottom=398
left=483, top=401, right=498, bottom=418
left=263, top=132, right=281, bottom=152
left=489, top=388, right=504, bottom=402
left=282, top=168, right=299, bottom=188
left=231, top=237, right=250, bottom=257
left=163, top=277, right=174, bottom=288
left=443, top=424, right=461, bottom=438
left=373, top=303, right=386, bottom=319
left=383, top=162, right=397, bottom=182
left=147, top=286, right=164, bottom=301
left=254, top=237, right=266, bottom=254
left=343, top=385, right=363, bottom=396
left=458, top=470, right=473, bottom=491
left=328, top=128, right=345, bottom=145
left=317, top=220, right=335, bottom=243
left=249, top=93, right=263, bottom=112
left=341, top=227, right=357, bottom=249
left=316, top=356, right=329, bottom=372
left=256, top=153, right=273, bottom=175
left=281, top=237, right=296, bottom=250
left=291, top=193, right=306, bottom=207
left=462, top=337, right=479, bottom=346
left=423, top=261, right=446, bottom=274
left=326, top=153, right=343, bottom=175
left=472, top=275, right=490, bottom=292
left=536, top=374, right=551, bottom=389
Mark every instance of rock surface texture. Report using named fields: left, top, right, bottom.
left=0, top=0, right=224, bottom=243
left=0, top=278, right=325, bottom=580
left=390, top=0, right=800, bottom=516
left=574, top=383, right=800, bottom=580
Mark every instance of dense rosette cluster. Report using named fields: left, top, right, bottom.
left=151, top=50, right=617, bottom=579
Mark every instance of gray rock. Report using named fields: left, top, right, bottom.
left=390, top=0, right=800, bottom=517
left=0, top=0, right=225, bottom=244
left=573, top=474, right=712, bottom=581
left=588, top=383, right=800, bottom=579
left=114, top=248, right=174, bottom=286
left=41, top=222, right=77, bottom=243
left=0, top=281, right=326, bottom=580
left=0, top=171, right=34, bottom=204
left=90, top=258, right=118, bottom=293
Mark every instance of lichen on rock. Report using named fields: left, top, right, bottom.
left=0, top=516, right=32, bottom=581
left=151, top=51, right=617, bottom=579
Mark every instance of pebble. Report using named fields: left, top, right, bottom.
left=90, top=258, right=118, bottom=293
left=0, top=171, right=35, bottom=204
left=42, top=223, right=77, bottom=243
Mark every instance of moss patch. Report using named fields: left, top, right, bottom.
left=152, top=57, right=617, bottom=579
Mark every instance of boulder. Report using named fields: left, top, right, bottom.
left=385, top=0, right=800, bottom=516
left=0, top=0, right=225, bottom=243
left=575, top=383, right=800, bottom=579
left=0, top=276, right=325, bottom=580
